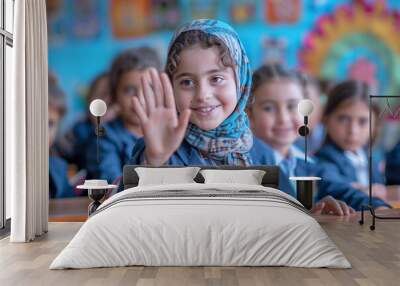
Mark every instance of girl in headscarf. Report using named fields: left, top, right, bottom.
left=130, top=19, right=265, bottom=166
left=128, top=19, right=356, bottom=215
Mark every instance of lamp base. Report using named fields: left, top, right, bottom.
left=87, top=188, right=107, bottom=216
left=359, top=204, right=400, bottom=231
left=289, top=177, right=321, bottom=210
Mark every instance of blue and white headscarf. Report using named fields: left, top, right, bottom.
left=168, top=19, right=253, bottom=166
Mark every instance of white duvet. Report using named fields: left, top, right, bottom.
left=50, top=183, right=351, bottom=269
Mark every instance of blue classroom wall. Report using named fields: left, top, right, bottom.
left=48, top=0, right=400, bottom=132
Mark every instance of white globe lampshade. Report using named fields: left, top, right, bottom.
left=89, top=99, right=107, bottom=117
left=298, top=99, right=314, bottom=116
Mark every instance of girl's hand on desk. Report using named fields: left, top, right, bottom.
left=132, top=68, right=191, bottom=166
left=311, top=195, right=356, bottom=216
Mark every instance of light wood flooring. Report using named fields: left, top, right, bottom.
left=1, top=212, right=400, bottom=286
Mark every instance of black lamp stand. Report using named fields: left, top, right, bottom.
left=291, top=115, right=320, bottom=210
left=88, top=188, right=107, bottom=216
left=359, top=95, right=400, bottom=230
left=95, top=116, right=105, bottom=163
left=298, top=116, right=310, bottom=164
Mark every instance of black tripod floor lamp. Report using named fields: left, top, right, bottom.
left=359, top=95, right=400, bottom=230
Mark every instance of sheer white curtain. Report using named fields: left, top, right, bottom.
left=7, top=0, right=48, bottom=242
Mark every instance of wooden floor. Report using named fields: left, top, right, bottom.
left=1, top=211, right=400, bottom=286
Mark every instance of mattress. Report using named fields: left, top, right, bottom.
left=50, top=183, right=351, bottom=269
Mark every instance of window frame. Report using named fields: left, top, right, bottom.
left=0, top=0, right=14, bottom=232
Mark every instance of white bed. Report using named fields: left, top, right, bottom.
left=50, top=182, right=351, bottom=269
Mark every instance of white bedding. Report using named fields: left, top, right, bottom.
left=50, top=183, right=351, bottom=269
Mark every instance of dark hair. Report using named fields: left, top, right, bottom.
left=166, top=30, right=234, bottom=80
left=109, top=46, right=161, bottom=100
left=324, top=80, right=377, bottom=117
left=48, top=73, right=66, bottom=117
left=87, top=72, right=109, bottom=104
left=249, top=64, right=304, bottom=107
left=296, top=70, right=321, bottom=96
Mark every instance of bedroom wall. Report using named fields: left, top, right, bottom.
left=47, top=0, right=400, bottom=146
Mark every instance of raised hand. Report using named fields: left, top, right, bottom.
left=132, top=68, right=191, bottom=166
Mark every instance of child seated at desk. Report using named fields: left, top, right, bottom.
left=315, top=80, right=387, bottom=200
left=48, top=74, right=73, bottom=198
left=85, top=47, right=161, bottom=183
left=246, top=64, right=388, bottom=211
left=55, top=72, right=116, bottom=177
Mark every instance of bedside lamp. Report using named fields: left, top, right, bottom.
left=78, top=100, right=116, bottom=216
left=89, top=99, right=107, bottom=163
left=77, top=180, right=117, bottom=216
left=289, top=99, right=321, bottom=210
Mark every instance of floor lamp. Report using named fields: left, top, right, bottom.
left=77, top=99, right=117, bottom=215
left=359, top=95, right=400, bottom=230
left=290, top=99, right=321, bottom=210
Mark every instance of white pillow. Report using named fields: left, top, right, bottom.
left=200, top=169, right=266, bottom=185
left=135, top=167, right=200, bottom=186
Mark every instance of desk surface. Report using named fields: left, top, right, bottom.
left=49, top=197, right=90, bottom=222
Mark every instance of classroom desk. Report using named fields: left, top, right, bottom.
left=49, top=186, right=400, bottom=222
left=49, top=197, right=90, bottom=222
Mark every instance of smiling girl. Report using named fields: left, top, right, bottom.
left=129, top=19, right=255, bottom=166
left=247, top=64, right=388, bottom=211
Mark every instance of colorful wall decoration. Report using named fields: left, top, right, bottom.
left=110, top=0, right=152, bottom=38
left=187, top=0, right=219, bottom=20
left=299, top=0, right=400, bottom=94
left=46, top=0, right=68, bottom=43
left=264, top=0, right=302, bottom=24
left=261, top=36, right=287, bottom=64
left=151, top=0, right=181, bottom=30
left=71, top=0, right=100, bottom=39
left=230, top=0, right=257, bottom=24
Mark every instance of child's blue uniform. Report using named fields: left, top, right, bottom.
left=126, top=137, right=388, bottom=210
left=315, top=140, right=385, bottom=185
left=271, top=145, right=306, bottom=198
left=55, top=116, right=94, bottom=172
left=49, top=156, right=73, bottom=198
left=386, top=142, right=400, bottom=185
left=128, top=136, right=274, bottom=167
left=85, top=117, right=139, bottom=183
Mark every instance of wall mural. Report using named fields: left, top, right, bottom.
left=299, top=0, right=400, bottom=94
left=264, top=0, right=301, bottom=24
left=229, top=0, right=257, bottom=24
left=110, top=0, right=152, bottom=38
